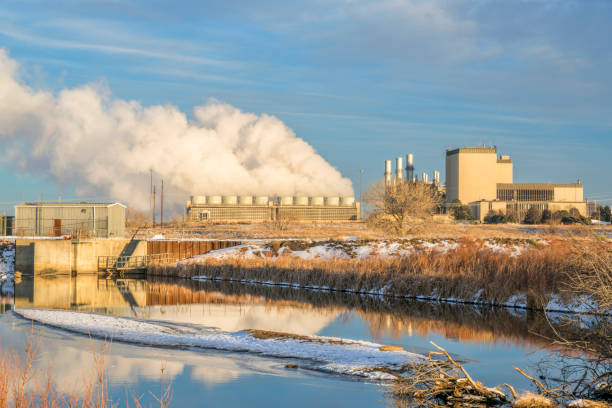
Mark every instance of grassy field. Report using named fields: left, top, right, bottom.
left=133, top=220, right=612, bottom=240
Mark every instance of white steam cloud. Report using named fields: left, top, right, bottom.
left=0, top=50, right=353, bottom=213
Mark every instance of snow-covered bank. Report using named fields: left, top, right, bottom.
left=180, top=238, right=540, bottom=263
left=15, top=308, right=422, bottom=380
left=0, top=240, right=15, bottom=297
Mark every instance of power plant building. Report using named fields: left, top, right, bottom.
left=0, top=216, right=14, bottom=236
left=445, top=147, right=586, bottom=221
left=186, top=195, right=359, bottom=222
left=14, top=202, right=126, bottom=237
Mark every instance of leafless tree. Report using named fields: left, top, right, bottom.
left=533, top=238, right=612, bottom=403
left=126, top=207, right=150, bottom=228
left=363, top=179, right=443, bottom=235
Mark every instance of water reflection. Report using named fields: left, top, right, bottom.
left=0, top=313, right=295, bottom=397
left=8, top=274, right=594, bottom=402
left=15, top=274, right=147, bottom=314
left=14, top=274, right=563, bottom=353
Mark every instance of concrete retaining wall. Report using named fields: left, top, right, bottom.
left=15, top=239, right=147, bottom=275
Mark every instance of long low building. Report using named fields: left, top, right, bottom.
left=186, top=195, right=359, bottom=222
left=470, top=182, right=586, bottom=221
left=445, top=147, right=587, bottom=222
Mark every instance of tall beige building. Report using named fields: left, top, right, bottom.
left=445, top=147, right=513, bottom=203
left=445, top=147, right=586, bottom=221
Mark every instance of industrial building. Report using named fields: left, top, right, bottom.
left=186, top=195, right=359, bottom=222
left=14, top=202, right=126, bottom=237
left=445, top=147, right=586, bottom=221
left=0, top=216, right=14, bottom=236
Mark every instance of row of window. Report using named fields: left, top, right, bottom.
left=497, top=189, right=554, bottom=202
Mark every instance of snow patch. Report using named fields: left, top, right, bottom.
left=181, top=238, right=537, bottom=263
left=15, top=309, right=423, bottom=380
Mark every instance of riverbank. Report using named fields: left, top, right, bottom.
left=148, top=237, right=611, bottom=314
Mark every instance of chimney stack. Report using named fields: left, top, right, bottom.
left=406, top=153, right=414, bottom=182
left=422, top=172, right=429, bottom=183
left=396, top=157, right=404, bottom=184
left=384, top=160, right=392, bottom=186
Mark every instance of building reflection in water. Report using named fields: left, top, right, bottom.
left=8, top=274, right=596, bottom=399
left=14, top=275, right=570, bottom=352
left=15, top=274, right=147, bottom=315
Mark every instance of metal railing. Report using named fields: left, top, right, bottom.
left=97, top=253, right=172, bottom=271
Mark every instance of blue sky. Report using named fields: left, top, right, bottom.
left=1, top=0, right=611, bottom=213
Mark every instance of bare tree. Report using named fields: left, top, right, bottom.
left=363, top=179, right=443, bottom=234
left=126, top=207, right=150, bottom=228
left=553, top=239, right=612, bottom=356
left=532, top=238, right=612, bottom=403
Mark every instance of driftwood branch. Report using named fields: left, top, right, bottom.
left=388, top=341, right=508, bottom=406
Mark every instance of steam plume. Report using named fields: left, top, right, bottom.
left=0, top=50, right=353, bottom=213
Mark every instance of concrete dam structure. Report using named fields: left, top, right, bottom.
left=15, top=238, right=242, bottom=275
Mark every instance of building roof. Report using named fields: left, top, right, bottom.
left=446, top=146, right=497, bottom=155
left=15, top=202, right=127, bottom=208
left=496, top=183, right=582, bottom=189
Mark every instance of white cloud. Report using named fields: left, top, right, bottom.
left=0, top=50, right=354, bottom=212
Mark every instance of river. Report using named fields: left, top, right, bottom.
left=0, top=274, right=572, bottom=407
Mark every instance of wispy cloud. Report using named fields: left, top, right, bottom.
left=0, top=26, right=236, bottom=67
left=274, top=110, right=513, bottom=134
left=137, top=66, right=253, bottom=85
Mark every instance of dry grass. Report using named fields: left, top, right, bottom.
left=512, top=392, right=555, bottom=408
left=130, top=220, right=611, bottom=240
left=245, top=329, right=352, bottom=345
left=150, top=238, right=609, bottom=309
left=379, top=345, right=404, bottom=352
left=0, top=334, right=171, bottom=408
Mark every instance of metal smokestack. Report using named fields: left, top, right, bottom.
left=406, top=153, right=414, bottom=183
left=433, top=170, right=440, bottom=185
left=384, top=160, right=392, bottom=186
left=422, top=172, right=429, bottom=183
left=395, top=157, right=404, bottom=183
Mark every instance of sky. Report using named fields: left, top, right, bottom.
left=0, top=0, right=611, bottom=214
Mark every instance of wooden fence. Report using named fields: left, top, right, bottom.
left=146, top=240, right=242, bottom=262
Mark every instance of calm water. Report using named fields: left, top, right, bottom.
left=0, top=275, right=570, bottom=407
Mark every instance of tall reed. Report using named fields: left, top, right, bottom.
left=150, top=238, right=607, bottom=310
left=0, top=335, right=171, bottom=408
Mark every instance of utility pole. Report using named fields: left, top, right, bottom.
left=150, top=169, right=153, bottom=225
left=359, top=169, right=364, bottom=219
left=153, top=185, right=156, bottom=226
left=161, top=179, right=164, bottom=227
